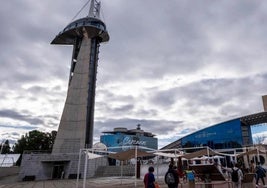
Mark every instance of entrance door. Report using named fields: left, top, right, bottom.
left=52, top=165, right=64, bottom=179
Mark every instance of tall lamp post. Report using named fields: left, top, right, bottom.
left=133, top=138, right=141, bottom=188
left=134, top=144, right=138, bottom=188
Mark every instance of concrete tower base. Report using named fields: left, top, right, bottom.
left=52, top=36, right=95, bottom=154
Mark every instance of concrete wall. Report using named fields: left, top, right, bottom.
left=0, top=166, right=19, bottom=178
left=53, top=37, right=95, bottom=154
left=19, top=153, right=108, bottom=181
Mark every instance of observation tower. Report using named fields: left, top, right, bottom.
left=51, top=0, right=109, bottom=153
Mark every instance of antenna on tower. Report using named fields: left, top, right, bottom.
left=89, top=0, right=101, bottom=18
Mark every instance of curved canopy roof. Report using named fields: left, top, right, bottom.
left=240, top=111, right=267, bottom=126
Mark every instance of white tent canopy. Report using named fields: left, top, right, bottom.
left=87, top=152, right=103, bottom=159
left=153, top=152, right=183, bottom=158
left=0, top=154, right=21, bottom=167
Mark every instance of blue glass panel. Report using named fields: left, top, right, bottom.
left=181, top=119, right=243, bottom=149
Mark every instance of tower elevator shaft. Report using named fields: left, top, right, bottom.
left=51, top=0, right=109, bottom=153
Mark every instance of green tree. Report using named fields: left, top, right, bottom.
left=13, top=130, right=57, bottom=154
left=13, top=130, right=57, bottom=166
left=254, top=135, right=266, bottom=145
left=0, top=140, right=11, bottom=154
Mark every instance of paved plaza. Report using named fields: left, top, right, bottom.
left=1, top=175, right=265, bottom=188
left=1, top=176, right=151, bottom=188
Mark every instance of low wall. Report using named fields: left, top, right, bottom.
left=141, top=164, right=169, bottom=177
left=0, top=166, right=20, bottom=178
left=19, top=153, right=108, bottom=181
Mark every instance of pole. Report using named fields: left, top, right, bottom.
left=156, top=155, right=159, bottom=180
left=257, top=147, right=260, bottom=163
left=83, top=149, right=88, bottom=188
left=121, top=161, right=123, bottom=185
left=234, top=150, right=237, bottom=164
left=135, top=145, right=137, bottom=187
left=76, top=149, right=82, bottom=188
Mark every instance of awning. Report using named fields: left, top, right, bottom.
left=108, top=149, right=154, bottom=161
left=240, top=111, right=267, bottom=126
left=87, top=152, right=104, bottom=159
left=153, top=152, right=183, bottom=158
left=237, top=149, right=266, bottom=157
left=0, top=154, right=21, bottom=167
left=183, top=148, right=219, bottom=159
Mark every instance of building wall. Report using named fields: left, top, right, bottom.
left=262, top=95, right=267, bottom=112
left=100, top=134, right=158, bottom=152
left=163, top=118, right=254, bottom=150
left=18, top=153, right=108, bottom=181
left=181, top=119, right=245, bottom=149
left=0, top=166, right=19, bottom=178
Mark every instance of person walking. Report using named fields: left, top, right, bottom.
left=165, top=164, right=179, bottom=188
left=223, top=163, right=243, bottom=188
left=255, top=163, right=266, bottom=187
left=144, top=166, right=156, bottom=188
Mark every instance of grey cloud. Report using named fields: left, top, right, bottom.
left=149, top=89, right=177, bottom=108
left=0, top=109, right=44, bottom=125
left=0, top=133, right=18, bottom=145
left=27, top=86, right=47, bottom=94
left=0, top=124, right=38, bottom=130
left=45, top=121, right=58, bottom=128
left=26, top=85, right=65, bottom=98
left=94, top=118, right=183, bottom=137
left=0, top=1, right=73, bottom=89
left=134, top=108, right=158, bottom=117
left=96, top=103, right=134, bottom=117
left=97, top=89, right=135, bottom=102
left=101, top=0, right=267, bottom=83
left=147, top=72, right=267, bottom=127
left=96, top=90, right=136, bottom=115
left=113, top=104, right=134, bottom=112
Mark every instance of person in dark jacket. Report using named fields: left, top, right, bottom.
left=255, top=163, right=266, bottom=186
left=165, top=164, right=179, bottom=188
left=144, top=166, right=155, bottom=188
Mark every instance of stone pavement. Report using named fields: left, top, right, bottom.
left=0, top=175, right=263, bottom=188
left=1, top=176, right=162, bottom=188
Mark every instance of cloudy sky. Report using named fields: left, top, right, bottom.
left=1, top=0, right=267, bottom=149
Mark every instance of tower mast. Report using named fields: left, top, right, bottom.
left=51, top=0, right=109, bottom=153
left=89, top=0, right=101, bottom=18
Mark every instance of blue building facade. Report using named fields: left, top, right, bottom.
left=163, top=112, right=267, bottom=150
left=100, top=125, right=158, bottom=152
left=181, top=119, right=250, bottom=149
